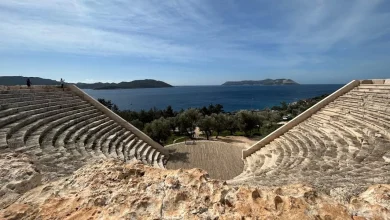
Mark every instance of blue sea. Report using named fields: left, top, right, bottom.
left=84, top=85, right=343, bottom=112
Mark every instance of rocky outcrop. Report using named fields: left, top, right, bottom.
left=0, top=153, right=41, bottom=209
left=1, top=159, right=389, bottom=219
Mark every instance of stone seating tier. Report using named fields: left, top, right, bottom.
left=0, top=86, right=167, bottom=183
left=232, top=81, right=390, bottom=193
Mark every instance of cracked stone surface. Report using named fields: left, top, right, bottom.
left=0, top=153, right=41, bottom=209
left=1, top=159, right=389, bottom=219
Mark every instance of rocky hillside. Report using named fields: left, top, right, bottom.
left=222, top=79, right=298, bottom=86
left=1, top=155, right=389, bottom=219
left=0, top=76, right=173, bottom=90
left=76, top=79, right=173, bottom=90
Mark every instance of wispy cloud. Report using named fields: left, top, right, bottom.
left=0, top=0, right=389, bottom=68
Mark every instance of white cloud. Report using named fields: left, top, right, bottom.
left=0, top=0, right=389, bottom=67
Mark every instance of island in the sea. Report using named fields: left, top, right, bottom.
left=0, top=76, right=173, bottom=90
left=222, top=78, right=298, bottom=86
left=76, top=79, right=173, bottom=90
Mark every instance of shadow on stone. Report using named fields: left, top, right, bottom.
left=168, top=149, right=190, bottom=163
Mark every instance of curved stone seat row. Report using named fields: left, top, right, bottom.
left=0, top=87, right=167, bottom=182
left=231, top=83, right=390, bottom=190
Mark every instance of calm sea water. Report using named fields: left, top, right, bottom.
left=84, top=85, right=343, bottom=112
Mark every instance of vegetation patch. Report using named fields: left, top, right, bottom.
left=98, top=94, right=328, bottom=145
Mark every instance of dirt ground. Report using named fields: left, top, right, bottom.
left=194, top=127, right=260, bottom=149
left=165, top=128, right=260, bottom=180
left=208, top=136, right=259, bottom=149
left=165, top=141, right=244, bottom=180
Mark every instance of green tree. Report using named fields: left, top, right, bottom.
left=237, top=110, right=260, bottom=136
left=112, top=104, right=119, bottom=112
left=177, top=108, right=201, bottom=138
left=144, top=117, right=171, bottom=145
left=167, top=117, right=178, bottom=133
left=225, top=114, right=238, bottom=135
left=280, top=101, right=288, bottom=110
left=200, top=106, right=209, bottom=116
left=211, top=113, right=226, bottom=138
left=198, top=115, right=215, bottom=140
left=213, top=104, right=224, bottom=114
left=130, top=119, right=144, bottom=130
left=138, top=110, right=151, bottom=125
left=98, top=98, right=113, bottom=110
left=163, top=105, right=175, bottom=118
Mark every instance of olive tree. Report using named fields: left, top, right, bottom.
left=198, top=115, right=215, bottom=140
left=236, top=110, right=261, bottom=136
left=225, top=114, right=239, bottom=135
left=144, top=117, right=171, bottom=145
left=177, top=108, right=202, bottom=138
left=211, top=113, right=226, bottom=138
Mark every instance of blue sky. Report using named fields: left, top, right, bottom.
left=0, top=0, right=389, bottom=85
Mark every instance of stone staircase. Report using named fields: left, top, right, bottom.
left=0, top=85, right=168, bottom=182
left=229, top=80, right=390, bottom=190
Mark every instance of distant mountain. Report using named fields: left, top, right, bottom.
left=76, top=79, right=173, bottom=90
left=0, top=76, right=60, bottom=86
left=222, top=79, right=298, bottom=86
left=0, top=76, right=173, bottom=90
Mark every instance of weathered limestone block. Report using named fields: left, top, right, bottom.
left=371, top=79, right=385, bottom=84
left=360, top=80, right=373, bottom=84
left=1, top=160, right=389, bottom=219
left=0, top=153, right=41, bottom=209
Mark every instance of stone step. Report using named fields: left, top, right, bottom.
left=157, top=154, right=166, bottom=169
left=337, top=95, right=390, bottom=110
left=117, top=134, right=135, bottom=160
left=77, top=120, right=115, bottom=146
left=323, top=108, right=389, bottom=138
left=38, top=107, right=97, bottom=145
left=53, top=112, right=103, bottom=148
left=0, top=96, right=79, bottom=118
left=347, top=90, right=390, bottom=100
left=108, top=129, right=127, bottom=157
left=0, top=87, right=71, bottom=94
left=355, top=87, right=390, bottom=94
left=0, top=99, right=87, bottom=129
left=357, top=84, right=390, bottom=89
left=15, top=106, right=96, bottom=151
left=65, top=117, right=109, bottom=145
left=314, top=112, right=363, bottom=144
left=99, top=126, right=122, bottom=157
left=0, top=93, right=76, bottom=105
left=152, top=151, right=162, bottom=168
left=126, top=138, right=141, bottom=161
left=78, top=121, right=116, bottom=156
left=40, top=112, right=101, bottom=157
left=140, top=145, right=152, bottom=164
left=330, top=101, right=390, bottom=122
left=135, top=142, right=148, bottom=160
left=287, top=131, right=315, bottom=157
left=272, top=139, right=291, bottom=171
left=285, top=132, right=309, bottom=157
left=294, top=125, right=328, bottom=152
left=245, top=153, right=257, bottom=173
left=88, top=124, right=119, bottom=156
left=5, top=102, right=90, bottom=148
left=0, top=91, right=71, bottom=100
left=250, top=154, right=265, bottom=175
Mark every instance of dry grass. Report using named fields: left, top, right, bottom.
left=165, top=141, right=244, bottom=180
